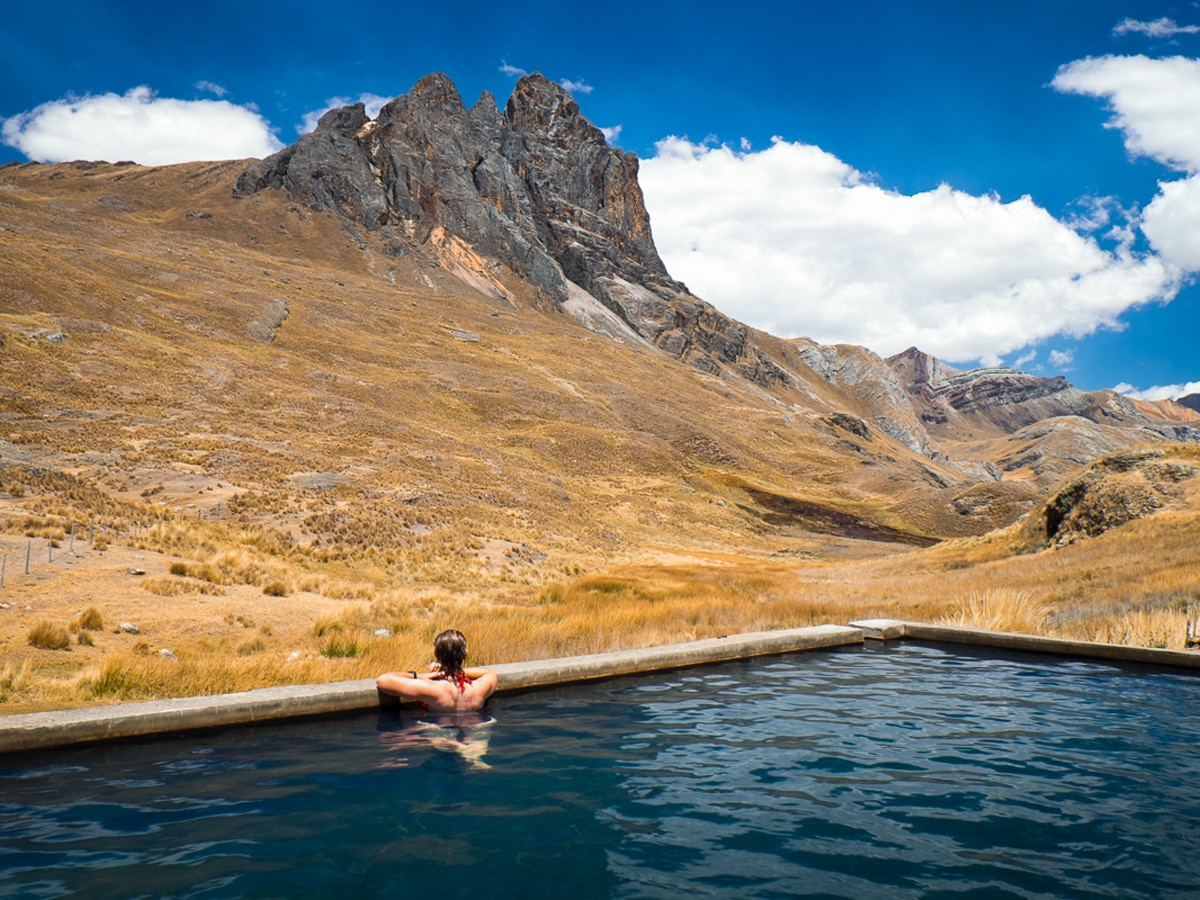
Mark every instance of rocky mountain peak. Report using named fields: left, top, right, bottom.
left=504, top=72, right=590, bottom=139
left=234, top=72, right=725, bottom=364
left=887, top=345, right=1132, bottom=432
left=887, top=346, right=963, bottom=389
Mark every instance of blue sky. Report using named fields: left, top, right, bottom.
left=2, top=0, right=1197, bottom=398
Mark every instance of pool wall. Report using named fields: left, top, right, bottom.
left=0, top=624, right=860, bottom=754
left=852, top=618, right=1200, bottom=669
left=3, top=620, right=1198, bottom=754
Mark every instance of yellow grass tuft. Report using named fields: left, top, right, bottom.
left=941, top=589, right=1051, bottom=634
left=141, top=576, right=225, bottom=597
left=0, top=660, right=33, bottom=703
left=28, top=621, right=71, bottom=651
left=77, top=606, right=104, bottom=631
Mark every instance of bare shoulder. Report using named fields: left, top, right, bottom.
left=470, top=670, right=499, bottom=698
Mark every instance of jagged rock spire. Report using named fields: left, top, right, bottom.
left=236, top=73, right=774, bottom=379
left=238, top=74, right=671, bottom=302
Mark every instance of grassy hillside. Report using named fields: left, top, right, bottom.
left=2, top=159, right=1198, bottom=711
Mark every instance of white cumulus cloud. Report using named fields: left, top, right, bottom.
left=298, top=93, right=391, bottom=135
left=1053, top=54, right=1200, bottom=274
left=1052, top=55, right=1200, bottom=172
left=1115, top=380, right=1200, bottom=401
left=639, top=136, right=1181, bottom=365
left=559, top=78, right=594, bottom=95
left=1141, top=175, right=1200, bottom=270
left=1048, top=349, right=1075, bottom=370
left=195, top=80, right=228, bottom=98
left=1, top=86, right=283, bottom=166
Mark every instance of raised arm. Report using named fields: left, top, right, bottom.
left=376, top=670, right=447, bottom=704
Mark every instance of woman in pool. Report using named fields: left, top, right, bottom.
left=376, top=629, right=498, bottom=712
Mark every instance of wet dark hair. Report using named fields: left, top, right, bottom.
left=433, top=629, right=468, bottom=676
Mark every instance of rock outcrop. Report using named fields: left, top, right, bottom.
left=1134, top=396, right=1200, bottom=423
left=789, top=339, right=932, bottom=455
left=885, top=346, right=1200, bottom=445
left=1026, top=448, right=1196, bottom=547
left=235, top=72, right=751, bottom=374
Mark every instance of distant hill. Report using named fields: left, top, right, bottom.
left=1, top=72, right=1196, bottom=576
left=1178, top=394, right=1200, bottom=414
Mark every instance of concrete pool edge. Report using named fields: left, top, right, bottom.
left=852, top=619, right=1200, bottom=670
left=0, top=624, right=861, bottom=754
left=8, top=621, right=1197, bottom=754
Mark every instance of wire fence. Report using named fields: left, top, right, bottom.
left=0, top=521, right=125, bottom=590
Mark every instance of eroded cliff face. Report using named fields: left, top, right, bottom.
left=886, top=346, right=1142, bottom=434
left=234, top=72, right=754, bottom=376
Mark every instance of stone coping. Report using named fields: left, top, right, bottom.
left=6, top=620, right=1197, bottom=755
left=0, top=624, right=861, bottom=755
left=852, top=619, right=1200, bottom=670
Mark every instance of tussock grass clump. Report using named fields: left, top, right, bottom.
left=80, top=653, right=316, bottom=703
left=320, top=637, right=362, bottom=659
left=1055, top=599, right=1194, bottom=649
left=238, top=638, right=266, bottom=656
left=77, top=606, right=104, bottom=631
left=0, top=660, right=33, bottom=703
left=28, top=621, right=71, bottom=650
left=311, top=612, right=347, bottom=638
left=941, top=590, right=1050, bottom=634
left=141, top=576, right=224, bottom=597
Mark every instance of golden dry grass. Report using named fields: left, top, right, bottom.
left=2, top=489, right=1195, bottom=711
left=27, top=621, right=71, bottom=651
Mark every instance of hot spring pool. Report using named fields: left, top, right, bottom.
left=2, top=642, right=1199, bottom=898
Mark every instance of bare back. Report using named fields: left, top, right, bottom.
left=376, top=668, right=498, bottom=712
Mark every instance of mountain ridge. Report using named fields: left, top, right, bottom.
left=0, top=72, right=1195, bottom=568
left=230, top=72, right=1197, bottom=483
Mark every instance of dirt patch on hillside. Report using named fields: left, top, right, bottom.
left=0, top=536, right=345, bottom=680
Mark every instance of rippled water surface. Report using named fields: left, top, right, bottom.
left=3, top=643, right=1200, bottom=898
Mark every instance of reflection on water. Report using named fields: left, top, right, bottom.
left=1, top=644, right=1199, bottom=898
left=377, top=710, right=496, bottom=770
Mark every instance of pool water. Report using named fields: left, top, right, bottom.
left=3, top=642, right=1200, bottom=898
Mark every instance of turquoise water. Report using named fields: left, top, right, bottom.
left=2, top=643, right=1200, bottom=898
